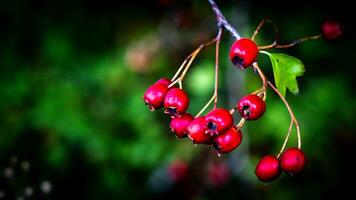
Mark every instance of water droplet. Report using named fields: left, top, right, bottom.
left=217, top=153, right=221, bottom=157
left=21, top=161, right=30, bottom=171
left=3, top=167, right=14, bottom=178
left=40, top=181, right=52, bottom=194
left=24, top=186, right=33, bottom=197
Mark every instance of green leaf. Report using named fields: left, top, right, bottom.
left=263, top=52, right=305, bottom=97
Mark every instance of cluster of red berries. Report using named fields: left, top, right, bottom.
left=144, top=13, right=342, bottom=182
left=255, top=148, right=306, bottom=182
left=143, top=38, right=266, bottom=154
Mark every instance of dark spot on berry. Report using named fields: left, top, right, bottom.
left=165, top=107, right=179, bottom=117
left=232, top=56, right=244, bottom=69
left=242, top=105, right=250, bottom=117
left=206, top=122, right=219, bottom=136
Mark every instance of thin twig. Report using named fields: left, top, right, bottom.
left=208, top=0, right=241, bottom=40
left=259, top=34, right=321, bottom=50
left=251, top=18, right=279, bottom=44
left=268, top=81, right=301, bottom=150
left=213, top=28, right=223, bottom=109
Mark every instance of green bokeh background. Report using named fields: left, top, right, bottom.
left=1, top=0, right=355, bottom=199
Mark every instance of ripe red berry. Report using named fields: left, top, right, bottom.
left=229, top=38, right=259, bottom=69
left=237, top=94, right=266, bottom=120
left=170, top=113, right=194, bottom=138
left=208, top=163, right=230, bottom=187
left=187, top=116, right=211, bottom=144
left=164, top=88, right=190, bottom=117
left=214, top=127, right=242, bottom=154
left=143, top=82, right=169, bottom=111
left=280, top=148, right=306, bottom=175
left=155, top=78, right=171, bottom=86
left=168, top=160, right=188, bottom=183
left=321, top=20, right=343, bottom=41
left=205, top=108, right=234, bottom=136
left=255, top=155, right=281, bottom=182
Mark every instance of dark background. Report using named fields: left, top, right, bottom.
left=1, top=0, right=355, bottom=199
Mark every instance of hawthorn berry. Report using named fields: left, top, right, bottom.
left=321, top=20, right=343, bottom=41
left=187, top=116, right=211, bottom=144
left=170, top=113, right=194, bottom=138
left=255, top=155, right=281, bottom=182
left=208, top=163, right=230, bottom=187
left=229, top=38, right=259, bottom=69
left=237, top=94, right=266, bottom=120
left=205, top=108, right=234, bottom=136
left=143, top=81, right=170, bottom=111
left=164, top=88, right=190, bottom=117
left=155, top=78, right=171, bottom=86
left=168, top=160, right=188, bottom=183
left=214, top=127, right=242, bottom=154
left=280, top=148, right=306, bottom=175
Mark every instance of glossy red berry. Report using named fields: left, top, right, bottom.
left=143, top=82, right=169, bottom=111
left=155, top=78, right=171, bottom=86
left=255, top=155, right=281, bottom=182
left=187, top=116, right=211, bottom=144
left=214, top=127, right=242, bottom=154
left=237, top=94, right=266, bottom=120
left=321, top=20, right=343, bottom=41
left=229, top=38, right=259, bottom=69
left=164, top=88, right=190, bottom=117
left=169, top=113, right=194, bottom=138
left=205, top=108, right=234, bottom=136
left=280, top=148, right=306, bottom=175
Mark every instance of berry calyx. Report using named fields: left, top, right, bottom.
left=170, top=113, right=194, bottom=138
left=187, top=116, right=211, bottom=144
left=164, top=88, right=190, bottom=117
left=237, top=94, right=266, bottom=120
left=229, top=38, right=259, bottom=69
left=255, top=155, right=281, bottom=182
left=214, top=127, right=242, bottom=154
left=143, top=82, right=169, bottom=111
left=280, top=148, right=306, bottom=175
left=321, top=20, right=343, bottom=41
left=205, top=108, right=234, bottom=136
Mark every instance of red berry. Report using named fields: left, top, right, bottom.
left=143, top=82, right=169, bottom=111
left=205, top=108, right=234, bottom=136
left=255, top=155, right=281, bottom=182
left=169, top=113, right=194, bottom=138
left=187, top=116, right=211, bottom=144
left=280, top=148, right=306, bottom=175
left=164, top=88, right=190, bottom=117
left=214, top=127, right=242, bottom=154
left=168, top=160, right=188, bottom=183
left=321, top=20, right=343, bottom=41
left=229, top=38, right=259, bottom=69
left=155, top=78, right=171, bottom=86
left=237, top=94, right=266, bottom=120
left=208, top=163, right=230, bottom=187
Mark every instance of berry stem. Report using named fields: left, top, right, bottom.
left=235, top=118, right=246, bottom=130
left=277, top=120, right=293, bottom=158
left=251, top=18, right=279, bottom=44
left=252, top=63, right=267, bottom=101
left=195, top=94, right=216, bottom=117
left=208, top=0, right=241, bottom=40
left=213, top=28, right=223, bottom=109
left=267, top=81, right=302, bottom=151
left=258, top=34, right=322, bottom=50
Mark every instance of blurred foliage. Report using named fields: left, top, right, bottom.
left=0, top=0, right=355, bottom=199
